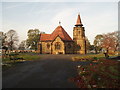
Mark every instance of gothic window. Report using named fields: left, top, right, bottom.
left=68, top=43, right=71, bottom=49
left=55, top=42, right=61, bottom=50
left=77, top=44, right=81, bottom=50
left=47, top=43, right=50, bottom=49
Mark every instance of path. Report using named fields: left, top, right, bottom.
left=2, top=54, right=90, bottom=88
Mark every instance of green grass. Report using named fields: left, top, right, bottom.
left=2, top=53, right=41, bottom=70
left=74, top=53, right=104, bottom=59
left=73, top=53, right=118, bottom=61
left=72, top=57, right=120, bottom=88
left=109, top=66, right=119, bottom=74
left=18, top=53, right=41, bottom=61
left=2, top=53, right=41, bottom=62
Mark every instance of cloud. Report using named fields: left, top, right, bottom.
left=3, top=2, right=30, bottom=9
left=2, top=2, right=118, bottom=45
left=83, top=10, right=118, bottom=44
left=51, top=8, right=75, bottom=25
left=50, top=8, right=76, bottom=39
left=49, top=5, right=118, bottom=44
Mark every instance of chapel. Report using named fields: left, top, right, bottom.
left=38, top=14, right=86, bottom=54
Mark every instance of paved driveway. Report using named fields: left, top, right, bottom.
left=2, top=54, right=90, bottom=88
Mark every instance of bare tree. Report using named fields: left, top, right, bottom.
left=6, top=30, right=19, bottom=51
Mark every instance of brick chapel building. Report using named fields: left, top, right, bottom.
left=38, top=14, right=86, bottom=54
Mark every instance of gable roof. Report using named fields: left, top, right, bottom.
left=50, top=26, right=72, bottom=41
left=40, top=34, right=51, bottom=41
left=40, top=26, right=73, bottom=41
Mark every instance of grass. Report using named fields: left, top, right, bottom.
left=72, top=53, right=118, bottom=61
left=71, top=53, right=120, bottom=88
left=18, top=53, right=41, bottom=61
left=2, top=53, right=41, bottom=62
left=72, top=53, right=104, bottom=61
left=109, top=66, right=118, bottom=74
left=2, top=52, right=41, bottom=70
left=70, top=58, right=120, bottom=88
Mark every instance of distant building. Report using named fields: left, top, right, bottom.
left=38, top=14, right=86, bottom=54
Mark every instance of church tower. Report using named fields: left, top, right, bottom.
left=73, top=14, right=86, bottom=54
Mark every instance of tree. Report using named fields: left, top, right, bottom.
left=2, top=46, right=8, bottom=54
left=85, top=37, right=91, bottom=53
left=102, top=31, right=119, bottom=54
left=93, top=35, right=104, bottom=53
left=89, top=45, right=95, bottom=51
left=40, top=31, right=45, bottom=34
left=112, top=31, right=119, bottom=52
left=26, top=29, right=40, bottom=50
left=0, top=32, right=6, bottom=49
left=6, top=30, right=19, bottom=51
left=18, top=40, right=27, bottom=50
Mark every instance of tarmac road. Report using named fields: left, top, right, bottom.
left=2, top=54, right=90, bottom=88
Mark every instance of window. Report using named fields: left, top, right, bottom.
left=77, top=44, right=81, bottom=50
left=68, top=43, right=71, bottom=48
left=47, top=43, right=50, bottom=49
left=55, top=42, right=61, bottom=50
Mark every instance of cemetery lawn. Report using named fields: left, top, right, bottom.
left=70, top=54, right=120, bottom=88
left=2, top=54, right=120, bottom=88
left=2, top=53, right=41, bottom=70
left=18, top=53, right=41, bottom=61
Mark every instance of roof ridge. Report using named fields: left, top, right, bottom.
left=40, top=25, right=73, bottom=41
left=50, top=25, right=72, bottom=41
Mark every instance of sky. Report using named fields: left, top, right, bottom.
left=1, top=1, right=118, bottom=45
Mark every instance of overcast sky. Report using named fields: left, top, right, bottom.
left=1, top=1, right=118, bottom=44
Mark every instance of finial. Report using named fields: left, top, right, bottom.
left=59, top=21, right=61, bottom=26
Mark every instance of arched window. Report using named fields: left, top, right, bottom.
left=77, top=44, right=81, bottom=50
left=55, top=42, right=61, bottom=50
left=68, top=43, right=71, bottom=48
left=47, top=43, right=50, bottom=49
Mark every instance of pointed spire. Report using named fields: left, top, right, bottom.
left=75, top=13, right=83, bottom=26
